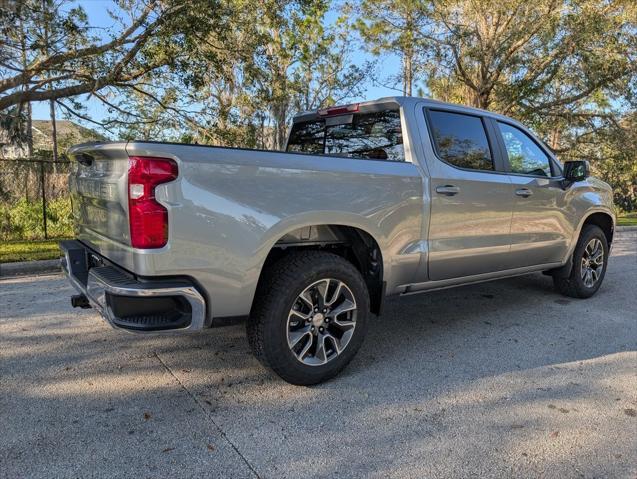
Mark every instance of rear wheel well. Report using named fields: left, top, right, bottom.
left=583, top=212, right=614, bottom=246
left=258, top=225, right=384, bottom=315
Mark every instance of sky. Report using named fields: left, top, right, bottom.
left=30, top=1, right=403, bottom=133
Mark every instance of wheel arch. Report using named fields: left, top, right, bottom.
left=254, top=223, right=386, bottom=316
left=553, top=208, right=615, bottom=278
left=581, top=211, right=615, bottom=246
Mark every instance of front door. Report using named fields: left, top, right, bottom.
left=424, top=109, right=514, bottom=281
left=494, top=120, right=571, bottom=267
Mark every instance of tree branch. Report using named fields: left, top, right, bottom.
left=0, top=1, right=157, bottom=94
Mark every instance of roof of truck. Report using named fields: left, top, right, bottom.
left=292, top=96, right=517, bottom=125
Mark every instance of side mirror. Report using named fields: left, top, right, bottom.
left=563, top=160, right=590, bottom=183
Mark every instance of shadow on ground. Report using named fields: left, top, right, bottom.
left=1, top=230, right=636, bottom=478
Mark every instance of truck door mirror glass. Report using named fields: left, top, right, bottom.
left=563, top=160, right=590, bottom=183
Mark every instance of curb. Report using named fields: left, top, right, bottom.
left=616, top=225, right=637, bottom=232
left=0, top=259, right=61, bottom=278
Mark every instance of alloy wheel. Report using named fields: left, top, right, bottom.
left=286, top=278, right=357, bottom=366
left=581, top=238, right=604, bottom=288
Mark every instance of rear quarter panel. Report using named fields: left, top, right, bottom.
left=124, top=142, right=424, bottom=318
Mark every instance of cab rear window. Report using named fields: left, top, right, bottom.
left=286, top=110, right=405, bottom=162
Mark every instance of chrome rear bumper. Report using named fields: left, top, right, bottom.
left=60, top=240, right=206, bottom=332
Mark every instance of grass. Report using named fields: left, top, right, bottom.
left=0, top=238, right=69, bottom=263
left=617, top=213, right=637, bottom=227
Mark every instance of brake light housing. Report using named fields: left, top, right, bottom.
left=318, top=103, right=359, bottom=116
left=128, top=156, right=178, bottom=249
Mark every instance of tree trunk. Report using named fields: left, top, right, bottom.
left=49, top=99, right=58, bottom=161
left=402, top=11, right=414, bottom=97
left=19, top=9, right=33, bottom=157
left=471, top=87, right=491, bottom=110
left=42, top=0, right=58, bottom=161
left=270, top=59, right=288, bottom=150
left=272, top=101, right=288, bottom=151
left=479, top=90, right=490, bottom=109
left=26, top=101, right=33, bottom=157
left=549, top=128, right=561, bottom=151
left=403, top=53, right=413, bottom=96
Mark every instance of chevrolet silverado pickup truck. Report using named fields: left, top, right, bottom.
left=60, top=96, right=615, bottom=385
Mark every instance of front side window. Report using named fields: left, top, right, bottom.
left=428, top=110, right=494, bottom=171
left=497, top=122, right=552, bottom=177
left=286, top=110, right=405, bottom=162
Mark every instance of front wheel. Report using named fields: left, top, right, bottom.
left=247, top=251, right=370, bottom=385
left=553, top=224, right=609, bottom=298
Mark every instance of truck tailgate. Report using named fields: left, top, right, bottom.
left=67, top=142, right=132, bottom=259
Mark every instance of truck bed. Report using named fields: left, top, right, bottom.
left=67, top=141, right=424, bottom=321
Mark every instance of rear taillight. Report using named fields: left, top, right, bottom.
left=128, top=156, right=178, bottom=249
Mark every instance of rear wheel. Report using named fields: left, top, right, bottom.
left=553, top=225, right=608, bottom=298
left=247, top=251, right=370, bottom=385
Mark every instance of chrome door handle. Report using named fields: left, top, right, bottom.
left=435, top=185, right=460, bottom=196
left=515, top=188, right=533, bottom=198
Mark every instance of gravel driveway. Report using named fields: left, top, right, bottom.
left=1, top=230, right=636, bottom=479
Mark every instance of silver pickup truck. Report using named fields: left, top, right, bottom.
left=60, top=96, right=615, bottom=384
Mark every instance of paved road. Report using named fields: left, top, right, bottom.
left=1, top=231, right=636, bottom=479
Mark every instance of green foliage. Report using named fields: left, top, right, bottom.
left=355, top=0, right=430, bottom=95
left=576, top=113, right=637, bottom=212
left=0, top=197, right=73, bottom=241
left=0, top=0, right=203, bottom=113
left=106, top=0, right=368, bottom=150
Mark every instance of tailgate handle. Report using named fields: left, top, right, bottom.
left=77, top=153, right=93, bottom=167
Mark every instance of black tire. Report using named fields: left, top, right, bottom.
left=553, top=224, right=609, bottom=298
left=247, top=250, right=370, bottom=385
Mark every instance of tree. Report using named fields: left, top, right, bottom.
left=562, top=111, right=637, bottom=211
left=0, top=106, right=28, bottom=147
left=250, top=0, right=368, bottom=148
left=103, top=0, right=368, bottom=150
left=0, top=0, right=194, bottom=111
left=420, top=0, right=636, bottom=115
left=413, top=0, right=636, bottom=208
left=355, top=0, right=430, bottom=96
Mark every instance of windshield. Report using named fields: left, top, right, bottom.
left=286, top=110, right=405, bottom=162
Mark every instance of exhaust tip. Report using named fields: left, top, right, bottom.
left=71, top=294, right=92, bottom=309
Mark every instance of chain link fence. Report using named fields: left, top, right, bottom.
left=0, top=159, right=73, bottom=241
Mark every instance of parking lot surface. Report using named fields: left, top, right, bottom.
left=1, top=230, right=636, bottom=478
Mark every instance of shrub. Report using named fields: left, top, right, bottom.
left=0, top=197, right=73, bottom=241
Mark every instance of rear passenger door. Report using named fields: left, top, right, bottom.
left=424, top=109, right=514, bottom=281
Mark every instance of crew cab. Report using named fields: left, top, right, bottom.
left=60, top=97, right=615, bottom=385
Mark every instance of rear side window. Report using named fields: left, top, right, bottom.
left=287, top=110, right=405, bottom=162
left=428, top=110, right=494, bottom=171
left=497, top=122, right=552, bottom=177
